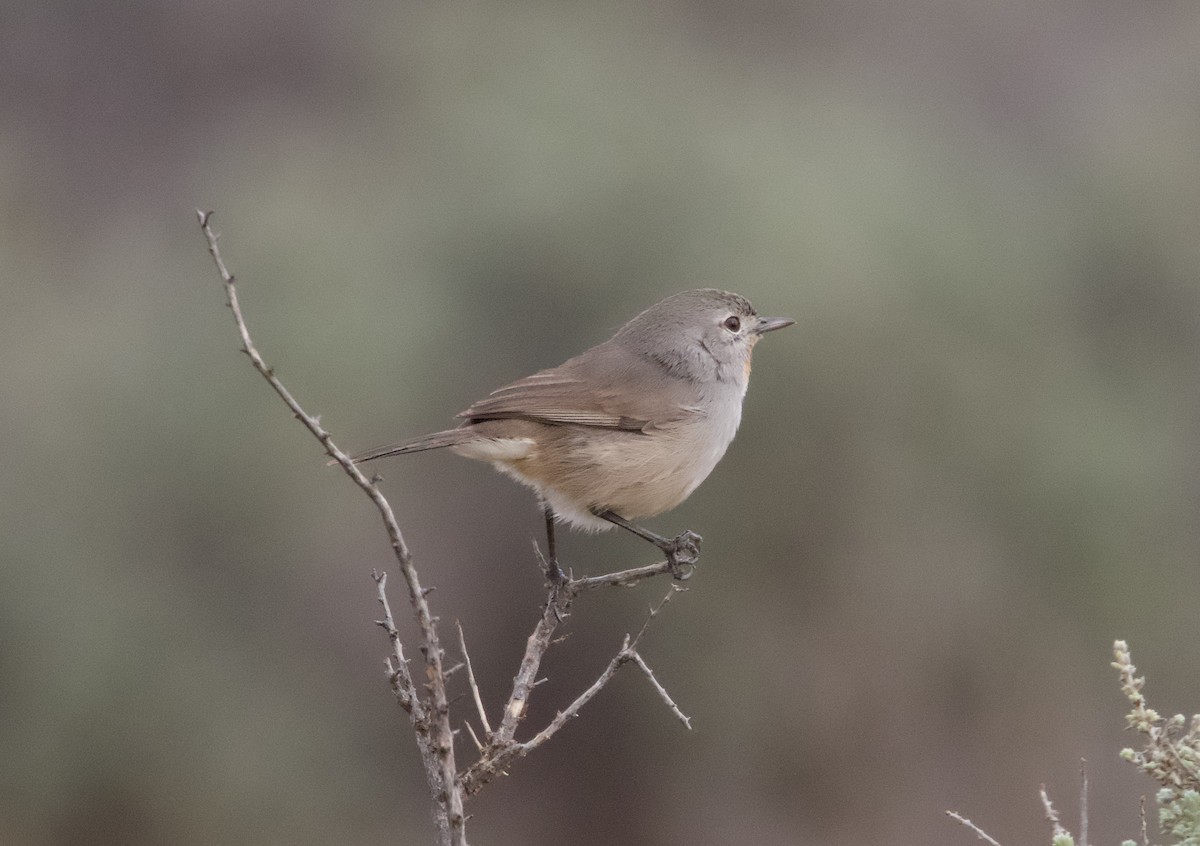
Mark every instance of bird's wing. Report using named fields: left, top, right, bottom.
left=457, top=343, right=695, bottom=432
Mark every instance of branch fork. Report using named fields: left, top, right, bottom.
left=199, top=211, right=693, bottom=846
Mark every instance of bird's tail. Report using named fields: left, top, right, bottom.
left=349, top=428, right=476, bottom=464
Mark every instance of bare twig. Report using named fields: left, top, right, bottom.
left=492, top=582, right=578, bottom=750
left=518, top=635, right=635, bottom=749
left=631, top=587, right=681, bottom=642
left=629, top=651, right=691, bottom=729
left=199, top=211, right=696, bottom=841
left=572, top=559, right=681, bottom=590
left=463, top=721, right=484, bottom=753
left=489, top=564, right=683, bottom=743
left=1079, top=758, right=1088, bottom=846
left=945, top=811, right=1005, bottom=846
left=373, top=571, right=419, bottom=714
left=198, top=211, right=466, bottom=845
left=519, top=591, right=680, bottom=748
left=457, top=621, right=492, bottom=737
left=1139, top=794, right=1149, bottom=846
left=461, top=586, right=688, bottom=794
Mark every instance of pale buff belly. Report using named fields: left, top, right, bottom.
left=455, top=412, right=741, bottom=531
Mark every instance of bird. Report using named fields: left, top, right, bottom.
left=352, top=288, right=793, bottom=580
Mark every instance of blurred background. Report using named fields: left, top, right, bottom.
left=3, top=1, right=1200, bottom=843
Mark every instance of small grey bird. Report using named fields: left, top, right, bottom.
left=353, top=289, right=793, bottom=578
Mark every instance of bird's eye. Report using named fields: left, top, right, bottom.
left=722, top=315, right=741, bottom=332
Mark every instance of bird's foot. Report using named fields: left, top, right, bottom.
left=543, top=559, right=574, bottom=621
left=663, top=530, right=702, bottom=580
left=546, top=558, right=567, bottom=585
left=532, top=536, right=568, bottom=586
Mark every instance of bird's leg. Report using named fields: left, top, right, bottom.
left=592, top=509, right=701, bottom=580
left=542, top=503, right=567, bottom=584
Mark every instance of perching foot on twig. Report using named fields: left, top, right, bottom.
left=662, top=530, right=701, bottom=580
left=591, top=508, right=702, bottom=580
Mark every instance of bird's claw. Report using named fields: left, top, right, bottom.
left=545, top=560, right=567, bottom=585
left=543, top=563, right=573, bottom=621
left=664, top=530, right=702, bottom=580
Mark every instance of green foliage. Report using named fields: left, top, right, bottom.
left=1156, top=789, right=1200, bottom=846
left=950, top=642, right=1200, bottom=846
left=1114, top=641, right=1200, bottom=846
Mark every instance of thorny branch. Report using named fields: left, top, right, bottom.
left=944, top=811, right=1004, bottom=846
left=198, top=210, right=464, bottom=844
left=461, top=587, right=689, bottom=795
left=198, top=211, right=692, bottom=843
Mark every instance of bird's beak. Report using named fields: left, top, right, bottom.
left=754, top=316, right=795, bottom=335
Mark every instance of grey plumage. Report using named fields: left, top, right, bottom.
left=352, top=288, right=792, bottom=534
